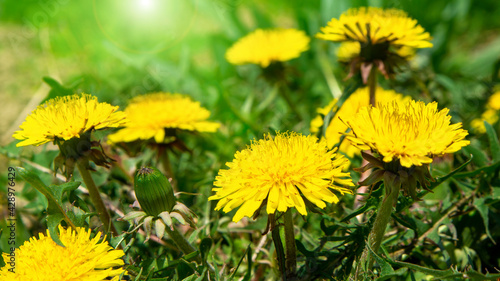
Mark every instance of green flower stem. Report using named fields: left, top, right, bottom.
left=271, top=214, right=287, bottom=279
left=160, top=151, right=177, bottom=190
left=164, top=225, right=202, bottom=263
left=76, top=159, right=118, bottom=236
left=357, top=175, right=399, bottom=276
left=367, top=65, right=378, bottom=106
left=278, top=82, right=302, bottom=120
left=284, top=209, right=297, bottom=279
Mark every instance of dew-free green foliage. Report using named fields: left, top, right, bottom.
left=1, top=0, right=500, bottom=280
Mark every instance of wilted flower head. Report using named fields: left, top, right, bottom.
left=310, top=87, right=409, bottom=157
left=209, top=132, right=354, bottom=222
left=0, top=225, right=125, bottom=281
left=107, top=93, right=220, bottom=144
left=225, top=28, right=310, bottom=68
left=345, top=100, right=470, bottom=168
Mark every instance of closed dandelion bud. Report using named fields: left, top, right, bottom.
left=134, top=167, right=176, bottom=217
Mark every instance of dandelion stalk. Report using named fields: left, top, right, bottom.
left=284, top=209, right=297, bottom=279
left=278, top=81, right=302, bottom=120
left=164, top=225, right=201, bottom=263
left=159, top=151, right=177, bottom=189
left=356, top=173, right=399, bottom=276
left=271, top=214, right=287, bottom=279
left=367, top=65, right=377, bottom=106
left=76, top=158, right=118, bottom=236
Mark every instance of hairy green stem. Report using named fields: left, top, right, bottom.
left=278, top=82, right=302, bottom=120
left=357, top=175, right=399, bottom=277
left=271, top=214, right=287, bottom=279
left=160, top=151, right=177, bottom=190
left=76, top=159, right=118, bottom=236
left=367, top=65, right=378, bottom=106
left=164, top=225, right=201, bottom=263
left=284, top=209, right=297, bottom=279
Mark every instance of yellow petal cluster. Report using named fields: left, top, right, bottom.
left=225, top=28, right=310, bottom=67
left=317, top=7, right=432, bottom=49
left=209, top=132, right=354, bottom=222
left=107, top=93, right=220, bottom=143
left=0, top=225, right=125, bottom=281
left=471, top=90, right=500, bottom=133
left=13, top=94, right=126, bottom=147
left=345, top=100, right=470, bottom=167
left=310, top=87, right=410, bottom=157
left=336, top=41, right=416, bottom=63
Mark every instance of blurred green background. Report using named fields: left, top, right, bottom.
left=1, top=0, right=500, bottom=279
left=1, top=0, right=500, bottom=144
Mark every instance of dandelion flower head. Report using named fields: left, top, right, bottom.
left=336, top=41, right=415, bottom=63
left=470, top=90, right=500, bottom=133
left=107, top=92, right=220, bottom=143
left=13, top=94, right=126, bottom=147
left=225, top=28, right=310, bottom=68
left=0, top=225, right=125, bottom=281
left=345, top=100, right=470, bottom=168
left=317, top=7, right=432, bottom=49
left=209, top=132, right=354, bottom=222
left=310, top=87, right=409, bottom=157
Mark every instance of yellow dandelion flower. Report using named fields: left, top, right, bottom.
left=209, top=132, right=354, bottom=222
left=225, top=28, right=310, bottom=68
left=317, top=7, right=432, bottom=49
left=310, top=87, right=409, bottom=157
left=107, top=93, right=220, bottom=143
left=471, top=109, right=499, bottom=134
left=345, top=100, right=470, bottom=168
left=0, top=225, right=125, bottom=281
left=12, top=94, right=126, bottom=147
left=487, top=90, right=500, bottom=110
left=336, top=41, right=415, bottom=63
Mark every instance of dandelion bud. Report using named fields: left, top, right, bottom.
left=134, top=167, right=176, bottom=217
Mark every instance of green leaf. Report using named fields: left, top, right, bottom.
left=366, top=243, right=394, bottom=276
left=454, top=161, right=500, bottom=179
left=462, top=145, right=488, bottom=167
left=295, top=239, right=316, bottom=258
left=389, top=260, right=456, bottom=277
left=41, top=76, right=79, bottom=104
left=484, top=121, right=500, bottom=162
left=474, top=197, right=494, bottom=243
left=17, top=167, right=81, bottom=246
left=199, top=237, right=213, bottom=262
left=398, top=157, right=472, bottom=212
left=229, top=244, right=251, bottom=281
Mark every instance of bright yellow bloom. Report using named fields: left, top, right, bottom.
left=317, top=7, right=432, bottom=49
left=209, top=132, right=354, bottom=222
left=225, top=28, right=310, bottom=67
left=0, top=225, right=125, bottom=281
left=310, top=87, right=409, bottom=157
left=470, top=91, right=500, bottom=133
left=336, top=41, right=415, bottom=62
left=13, top=94, right=126, bottom=147
left=345, top=100, right=470, bottom=168
left=471, top=109, right=499, bottom=133
left=107, top=93, right=220, bottom=143
left=487, top=90, right=500, bottom=111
